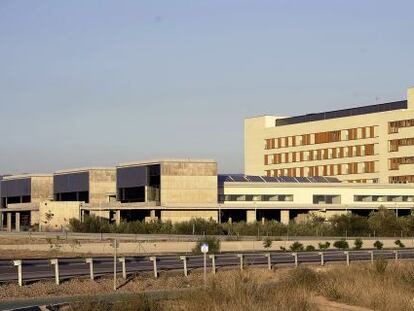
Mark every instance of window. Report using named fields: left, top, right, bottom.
left=313, top=195, right=341, bottom=204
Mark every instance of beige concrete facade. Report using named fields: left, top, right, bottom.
left=160, top=210, right=218, bottom=223
left=245, top=87, right=414, bottom=184
left=39, top=201, right=82, bottom=231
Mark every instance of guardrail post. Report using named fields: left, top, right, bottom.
left=209, top=255, right=216, bottom=274
left=344, top=251, right=350, bottom=266
left=237, top=254, right=244, bottom=270
left=13, top=260, right=23, bottom=287
left=85, top=258, right=94, bottom=280
left=149, top=257, right=158, bottom=278
left=118, top=257, right=126, bottom=279
left=368, top=250, right=374, bottom=264
left=180, top=256, right=188, bottom=277
left=50, top=259, right=60, bottom=285
left=318, top=252, right=324, bottom=266
left=292, top=253, right=298, bottom=267
left=264, top=253, right=271, bottom=270
left=394, top=250, right=398, bottom=261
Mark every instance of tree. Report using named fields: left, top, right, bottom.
left=333, top=240, right=349, bottom=250
left=289, top=241, right=304, bottom=251
left=368, top=207, right=401, bottom=236
left=318, top=242, right=331, bottom=250
left=395, top=239, right=405, bottom=248
left=192, top=236, right=221, bottom=255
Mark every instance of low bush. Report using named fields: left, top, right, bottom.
left=373, top=240, right=383, bottom=250
left=395, top=239, right=405, bottom=248
left=289, top=241, right=304, bottom=252
left=305, top=245, right=316, bottom=251
left=374, top=257, right=388, bottom=274
left=333, top=240, right=349, bottom=250
left=262, top=237, right=272, bottom=249
left=318, top=241, right=330, bottom=250
left=354, top=238, right=363, bottom=250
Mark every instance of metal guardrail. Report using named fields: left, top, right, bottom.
left=1, top=249, right=413, bottom=286
left=0, top=231, right=412, bottom=242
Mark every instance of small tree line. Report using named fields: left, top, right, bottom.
left=69, top=207, right=414, bottom=237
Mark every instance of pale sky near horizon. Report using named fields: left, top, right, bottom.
left=1, top=0, right=413, bottom=175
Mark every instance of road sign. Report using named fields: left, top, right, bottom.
left=201, top=243, right=209, bottom=253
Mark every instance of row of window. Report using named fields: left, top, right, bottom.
left=220, top=194, right=413, bottom=204
left=389, top=137, right=414, bottom=152
left=390, top=175, right=414, bottom=184
left=389, top=157, right=414, bottom=170
left=264, top=144, right=376, bottom=165
left=354, top=195, right=414, bottom=202
left=265, top=126, right=376, bottom=150
left=265, top=161, right=377, bottom=178
left=389, top=118, right=414, bottom=134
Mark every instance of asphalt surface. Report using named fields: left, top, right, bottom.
left=0, top=249, right=413, bottom=283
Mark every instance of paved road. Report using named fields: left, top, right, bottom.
left=0, top=249, right=412, bottom=283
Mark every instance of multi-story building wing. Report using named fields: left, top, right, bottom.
left=245, top=87, right=414, bottom=184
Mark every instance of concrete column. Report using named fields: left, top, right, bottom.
left=115, top=210, right=121, bottom=225
left=85, top=258, right=94, bottom=280
left=292, top=253, right=298, bottom=267
left=344, top=251, right=350, bottom=266
left=13, top=260, right=23, bottom=287
left=0, top=213, right=3, bottom=231
left=15, top=212, right=20, bottom=232
left=150, top=210, right=156, bottom=218
left=149, top=257, right=158, bottom=278
left=179, top=256, right=188, bottom=277
left=237, top=254, right=244, bottom=270
left=264, top=253, right=271, bottom=270
left=246, top=210, right=256, bottom=223
left=50, top=259, right=60, bottom=285
left=7, top=213, right=12, bottom=232
left=118, top=257, right=126, bottom=279
left=209, top=255, right=216, bottom=274
left=318, top=252, right=325, bottom=266
left=281, top=210, right=290, bottom=225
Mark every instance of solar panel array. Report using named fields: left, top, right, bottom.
left=218, top=174, right=341, bottom=184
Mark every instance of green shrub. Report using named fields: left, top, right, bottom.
left=318, top=241, right=331, bottom=250
left=262, top=237, right=272, bottom=249
left=373, top=240, right=383, bottom=250
left=192, top=236, right=221, bottom=255
left=353, top=238, right=363, bottom=250
left=395, top=239, right=405, bottom=248
left=333, top=240, right=349, bottom=250
left=289, top=241, right=304, bottom=252
left=305, top=245, right=315, bottom=251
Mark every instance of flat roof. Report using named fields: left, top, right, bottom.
left=118, top=159, right=216, bottom=168
left=275, top=100, right=407, bottom=126
left=54, top=167, right=115, bottom=175
left=3, top=174, right=53, bottom=181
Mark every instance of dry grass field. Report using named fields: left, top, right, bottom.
left=3, top=261, right=414, bottom=310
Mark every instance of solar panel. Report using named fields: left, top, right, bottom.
left=230, top=175, right=248, bottom=182
left=245, top=175, right=264, bottom=182
left=219, top=174, right=341, bottom=184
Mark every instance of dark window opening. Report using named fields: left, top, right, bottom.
left=118, top=186, right=145, bottom=203
left=55, top=191, right=89, bottom=203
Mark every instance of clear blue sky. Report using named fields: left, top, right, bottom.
left=1, top=0, right=413, bottom=174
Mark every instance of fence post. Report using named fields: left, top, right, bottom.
left=237, top=254, right=244, bottom=270
left=85, top=258, right=94, bottom=280
left=180, top=256, right=188, bottom=277
left=292, top=253, right=298, bottom=267
left=369, top=250, right=374, bottom=264
left=13, top=260, right=23, bottom=287
left=264, top=253, right=271, bottom=270
left=394, top=250, right=398, bottom=261
left=318, top=252, right=324, bottom=266
left=50, top=259, right=60, bottom=285
left=149, top=256, right=158, bottom=278
left=344, top=251, right=350, bottom=266
left=118, top=257, right=126, bottom=279
left=209, top=255, right=216, bottom=274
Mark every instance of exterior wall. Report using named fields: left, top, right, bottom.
left=160, top=161, right=218, bottom=205
left=160, top=210, right=218, bottom=223
left=39, top=201, right=82, bottom=231
left=89, top=169, right=116, bottom=204
left=31, top=176, right=53, bottom=203
left=245, top=87, right=414, bottom=184
left=221, top=183, right=414, bottom=209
